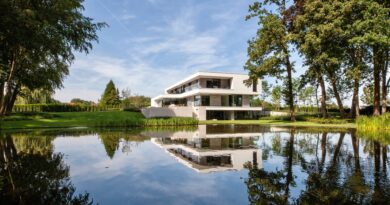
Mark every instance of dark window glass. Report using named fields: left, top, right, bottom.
left=235, top=95, right=242, bottom=106
left=253, top=80, right=257, bottom=92
left=201, top=96, right=210, bottom=106
left=228, top=95, right=242, bottom=106
left=206, top=79, right=221, bottom=88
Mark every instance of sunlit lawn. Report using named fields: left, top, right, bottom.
left=1, top=111, right=145, bottom=129
left=0, top=111, right=359, bottom=130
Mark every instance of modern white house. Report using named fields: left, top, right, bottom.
left=142, top=71, right=263, bottom=120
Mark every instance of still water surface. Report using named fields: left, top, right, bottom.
left=1, top=125, right=390, bottom=205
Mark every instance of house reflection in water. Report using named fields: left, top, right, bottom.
left=143, top=125, right=264, bottom=173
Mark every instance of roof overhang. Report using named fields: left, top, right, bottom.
left=165, top=72, right=249, bottom=93
left=152, top=88, right=260, bottom=101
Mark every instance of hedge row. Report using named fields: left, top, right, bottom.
left=12, top=104, right=127, bottom=112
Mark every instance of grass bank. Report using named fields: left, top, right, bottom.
left=0, top=112, right=198, bottom=130
left=357, top=113, right=390, bottom=131
left=0, top=111, right=360, bottom=130
left=356, top=113, right=390, bottom=143
left=200, top=119, right=356, bottom=128
left=200, top=115, right=356, bottom=129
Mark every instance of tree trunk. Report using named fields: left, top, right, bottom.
left=350, top=47, right=363, bottom=118
left=320, top=132, right=327, bottom=173
left=6, top=86, right=19, bottom=114
left=318, top=76, right=328, bottom=118
left=332, top=132, right=345, bottom=164
left=383, top=145, right=387, bottom=172
left=382, top=50, right=388, bottom=114
left=351, top=130, right=360, bottom=168
left=373, top=46, right=381, bottom=116
left=0, top=82, right=4, bottom=106
left=329, top=75, right=346, bottom=117
left=285, top=54, right=296, bottom=121
left=284, top=129, right=294, bottom=203
left=0, top=52, right=17, bottom=116
left=350, top=78, right=360, bottom=118
left=0, top=83, right=19, bottom=116
left=315, top=84, right=319, bottom=115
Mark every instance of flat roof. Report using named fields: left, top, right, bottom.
left=165, top=71, right=250, bottom=92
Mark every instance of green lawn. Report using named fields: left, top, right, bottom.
left=0, top=112, right=145, bottom=129
left=0, top=111, right=358, bottom=130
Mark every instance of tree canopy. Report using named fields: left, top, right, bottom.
left=0, top=0, right=106, bottom=115
left=246, top=0, right=389, bottom=118
left=245, top=0, right=297, bottom=120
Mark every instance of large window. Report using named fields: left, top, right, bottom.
left=201, top=96, right=210, bottom=106
left=162, top=98, right=187, bottom=107
left=229, top=95, right=242, bottom=106
left=235, top=111, right=262, bottom=120
left=194, top=95, right=210, bottom=106
left=206, top=79, right=221, bottom=88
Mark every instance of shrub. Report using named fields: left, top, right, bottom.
left=357, top=113, right=390, bottom=131
left=143, top=117, right=198, bottom=127
left=123, top=107, right=141, bottom=112
left=92, top=117, right=198, bottom=128
left=12, top=104, right=124, bottom=112
left=304, top=117, right=352, bottom=124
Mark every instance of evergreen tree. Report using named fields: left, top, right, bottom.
left=100, top=80, right=120, bottom=106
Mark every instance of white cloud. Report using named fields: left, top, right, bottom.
left=55, top=0, right=258, bottom=102
left=120, top=14, right=136, bottom=21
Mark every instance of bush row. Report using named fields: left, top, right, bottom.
left=92, top=117, right=198, bottom=128
left=12, top=104, right=140, bottom=112
left=143, top=117, right=199, bottom=126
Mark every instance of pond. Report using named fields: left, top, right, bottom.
left=1, top=125, right=389, bottom=205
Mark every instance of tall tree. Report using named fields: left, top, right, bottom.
left=0, top=0, right=106, bottom=116
left=100, top=80, right=120, bottom=106
left=294, top=0, right=353, bottom=117
left=349, top=0, right=390, bottom=115
left=245, top=0, right=297, bottom=121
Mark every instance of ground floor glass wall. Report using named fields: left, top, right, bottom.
left=206, top=110, right=262, bottom=120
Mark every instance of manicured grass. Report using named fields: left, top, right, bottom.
left=200, top=119, right=356, bottom=128
left=0, top=111, right=362, bottom=130
left=0, top=112, right=198, bottom=130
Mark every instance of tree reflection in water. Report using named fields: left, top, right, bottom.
left=0, top=133, right=93, bottom=205
left=245, top=129, right=296, bottom=204
left=244, top=129, right=390, bottom=205
left=99, top=131, right=150, bottom=158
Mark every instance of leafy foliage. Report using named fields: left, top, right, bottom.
left=245, top=0, right=297, bottom=120
left=0, top=0, right=106, bottom=115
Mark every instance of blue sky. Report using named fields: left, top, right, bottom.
left=54, top=0, right=303, bottom=102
